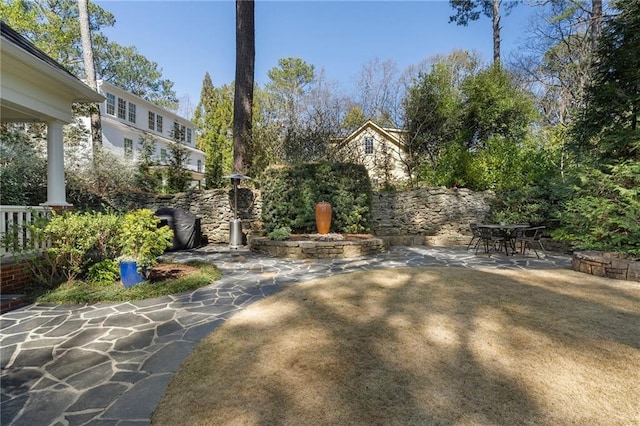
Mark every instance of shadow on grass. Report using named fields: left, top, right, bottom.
left=153, top=267, right=640, bottom=425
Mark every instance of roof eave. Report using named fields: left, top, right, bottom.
left=340, top=120, right=406, bottom=149
left=2, top=35, right=104, bottom=104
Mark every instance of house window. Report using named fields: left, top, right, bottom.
left=160, top=148, right=167, bottom=163
left=197, top=159, right=202, bottom=172
left=364, top=136, right=374, bottom=155
left=173, top=121, right=180, bottom=140
left=124, top=138, right=133, bottom=159
left=186, top=128, right=192, bottom=144
left=128, top=103, right=136, bottom=124
left=173, top=122, right=186, bottom=141
left=117, top=98, right=126, bottom=119
left=148, top=111, right=155, bottom=130
left=156, top=115, right=163, bottom=133
left=106, top=93, right=115, bottom=115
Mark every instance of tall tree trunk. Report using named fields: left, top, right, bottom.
left=492, top=0, right=501, bottom=64
left=590, top=0, right=603, bottom=51
left=233, top=0, right=255, bottom=175
left=77, top=0, right=102, bottom=159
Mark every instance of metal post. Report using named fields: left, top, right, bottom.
left=224, top=174, right=250, bottom=249
left=233, top=179, right=239, bottom=220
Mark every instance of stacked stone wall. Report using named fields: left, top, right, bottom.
left=107, top=188, right=261, bottom=244
left=371, top=187, right=494, bottom=245
left=572, top=251, right=640, bottom=282
left=108, top=186, right=494, bottom=246
left=251, top=237, right=386, bottom=259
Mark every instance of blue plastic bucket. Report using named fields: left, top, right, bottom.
left=119, top=261, right=146, bottom=288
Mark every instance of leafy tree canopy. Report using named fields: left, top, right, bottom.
left=93, top=37, right=178, bottom=109
left=572, top=0, right=640, bottom=164
left=551, top=0, right=640, bottom=255
left=265, top=57, right=316, bottom=131
left=266, top=57, right=316, bottom=99
left=404, top=50, right=480, bottom=167
left=461, top=64, right=537, bottom=149
left=1, top=0, right=177, bottom=109
left=0, top=0, right=115, bottom=71
left=262, top=58, right=347, bottom=164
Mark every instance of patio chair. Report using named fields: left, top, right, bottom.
left=475, top=226, right=504, bottom=255
left=518, top=226, right=547, bottom=258
left=506, top=225, right=529, bottom=254
left=466, top=223, right=482, bottom=251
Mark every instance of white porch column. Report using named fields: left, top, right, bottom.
left=41, top=120, right=71, bottom=208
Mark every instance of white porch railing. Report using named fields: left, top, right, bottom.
left=0, top=206, right=52, bottom=259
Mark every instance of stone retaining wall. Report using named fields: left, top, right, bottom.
left=572, top=251, right=640, bottom=282
left=251, top=237, right=386, bottom=259
left=107, top=188, right=262, bottom=244
left=108, top=186, right=494, bottom=246
left=372, top=187, right=494, bottom=245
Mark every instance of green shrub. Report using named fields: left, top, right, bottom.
left=87, top=208, right=122, bottom=261
left=260, top=162, right=373, bottom=234
left=2, top=210, right=123, bottom=288
left=268, top=226, right=292, bottom=241
left=489, top=182, right=570, bottom=229
left=118, top=209, right=173, bottom=270
left=37, top=210, right=122, bottom=283
left=553, top=161, right=640, bottom=255
left=0, top=126, right=47, bottom=205
left=87, top=259, right=120, bottom=285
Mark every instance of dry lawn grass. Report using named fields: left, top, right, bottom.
left=152, top=267, right=640, bottom=425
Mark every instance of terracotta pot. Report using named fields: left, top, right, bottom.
left=315, top=202, right=332, bottom=234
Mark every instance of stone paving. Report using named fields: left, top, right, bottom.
left=0, top=245, right=571, bottom=426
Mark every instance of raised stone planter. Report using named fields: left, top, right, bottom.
left=250, top=235, right=386, bottom=259
left=572, top=251, right=640, bottom=282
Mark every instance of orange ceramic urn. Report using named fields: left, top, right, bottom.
left=315, top=202, right=332, bottom=234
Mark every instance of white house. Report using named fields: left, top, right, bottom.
left=334, top=120, right=409, bottom=187
left=1, top=22, right=105, bottom=209
left=1, top=22, right=105, bottom=266
left=87, top=80, right=206, bottom=187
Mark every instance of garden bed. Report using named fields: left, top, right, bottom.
left=572, top=251, right=640, bottom=282
left=250, top=234, right=386, bottom=259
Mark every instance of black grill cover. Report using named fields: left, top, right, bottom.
left=155, top=208, right=202, bottom=251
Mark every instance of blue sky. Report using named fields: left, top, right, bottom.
left=95, top=1, right=536, bottom=107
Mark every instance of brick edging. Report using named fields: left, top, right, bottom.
left=1, top=260, right=32, bottom=294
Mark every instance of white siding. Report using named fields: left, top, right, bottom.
left=354, top=130, right=407, bottom=184
left=338, top=123, right=409, bottom=186
left=87, top=80, right=205, bottom=180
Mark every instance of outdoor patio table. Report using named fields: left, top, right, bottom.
left=477, top=224, right=529, bottom=255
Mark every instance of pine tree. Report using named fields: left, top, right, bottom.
left=194, top=73, right=234, bottom=188
left=165, top=126, right=191, bottom=193
left=574, top=0, right=640, bottom=163
left=135, top=134, right=161, bottom=192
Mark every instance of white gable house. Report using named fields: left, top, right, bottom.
left=85, top=80, right=206, bottom=187
left=334, top=120, right=409, bottom=187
